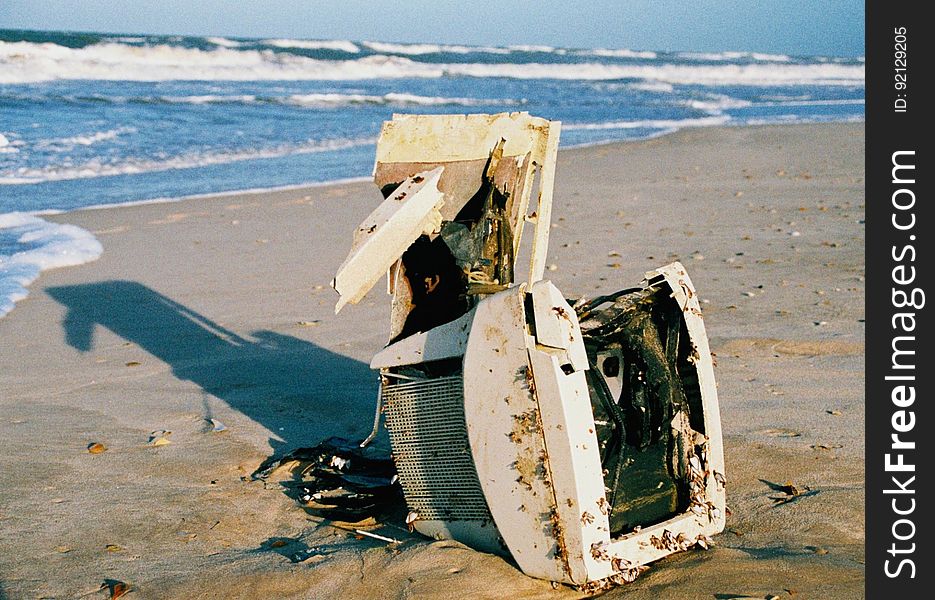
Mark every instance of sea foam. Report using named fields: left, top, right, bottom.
left=264, top=38, right=361, bottom=53
left=0, top=136, right=376, bottom=184
left=677, top=51, right=793, bottom=62
left=361, top=41, right=510, bottom=55
left=563, top=115, right=731, bottom=131
left=681, top=95, right=754, bottom=114
left=0, top=40, right=865, bottom=85
left=35, top=126, right=138, bottom=151
left=283, top=92, right=520, bottom=107
left=1, top=91, right=517, bottom=108
left=583, top=48, right=658, bottom=59
left=0, top=133, right=19, bottom=154
left=0, top=213, right=103, bottom=318
left=205, top=36, right=244, bottom=48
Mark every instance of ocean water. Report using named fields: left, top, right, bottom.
left=0, top=29, right=864, bottom=317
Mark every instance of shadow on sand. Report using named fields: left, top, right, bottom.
left=46, top=280, right=380, bottom=457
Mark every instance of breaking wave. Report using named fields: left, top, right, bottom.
left=0, top=40, right=865, bottom=85
left=757, top=98, right=865, bottom=107
left=680, top=95, right=753, bottom=114
left=0, top=133, right=18, bottom=154
left=582, top=48, right=659, bottom=59
left=205, top=36, right=243, bottom=48
left=263, top=38, right=361, bottom=53
left=0, top=90, right=523, bottom=107
left=34, top=126, right=138, bottom=151
left=0, top=136, right=376, bottom=184
left=563, top=116, right=732, bottom=131
left=284, top=92, right=521, bottom=107
left=506, top=44, right=560, bottom=53
left=359, top=42, right=656, bottom=58
left=677, top=51, right=793, bottom=62
left=158, top=92, right=519, bottom=107
left=361, top=40, right=510, bottom=55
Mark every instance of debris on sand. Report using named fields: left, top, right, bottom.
left=253, top=437, right=401, bottom=522
left=147, top=430, right=171, bottom=447
left=101, top=579, right=131, bottom=599
left=760, top=479, right=819, bottom=506
left=327, top=113, right=725, bottom=589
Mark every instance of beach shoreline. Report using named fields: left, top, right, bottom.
left=0, top=121, right=865, bottom=599
left=31, top=119, right=863, bottom=219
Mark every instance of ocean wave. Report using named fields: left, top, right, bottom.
left=0, top=136, right=376, bottom=184
left=587, top=80, right=675, bottom=94
left=439, top=61, right=863, bottom=85
left=758, top=98, right=865, bottom=107
left=681, top=94, right=753, bottom=114
left=159, top=94, right=258, bottom=105
left=507, top=44, right=560, bottom=54
left=0, top=133, right=18, bottom=154
left=105, top=36, right=147, bottom=44
left=760, top=93, right=811, bottom=102
left=0, top=42, right=421, bottom=83
left=677, top=51, right=793, bottom=62
left=0, top=89, right=523, bottom=108
left=563, top=115, right=731, bottom=131
left=206, top=36, right=244, bottom=48
left=625, top=81, right=675, bottom=93
left=360, top=41, right=605, bottom=56
left=263, top=38, right=360, bottom=53
left=740, top=114, right=864, bottom=126
left=34, top=126, right=138, bottom=151
left=361, top=40, right=510, bottom=55
left=283, top=92, right=521, bottom=107
left=0, top=213, right=103, bottom=318
left=0, top=41, right=865, bottom=85
left=162, top=92, right=519, bottom=107
left=581, top=48, right=658, bottom=59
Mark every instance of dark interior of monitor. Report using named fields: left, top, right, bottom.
left=577, top=284, right=705, bottom=535
left=383, top=148, right=518, bottom=345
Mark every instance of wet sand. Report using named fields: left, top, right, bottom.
left=0, top=122, right=864, bottom=599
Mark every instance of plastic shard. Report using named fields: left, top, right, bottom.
left=333, top=166, right=445, bottom=313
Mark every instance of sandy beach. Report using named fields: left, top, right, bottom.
left=0, top=122, right=864, bottom=599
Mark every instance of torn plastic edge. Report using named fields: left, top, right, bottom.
left=332, top=166, right=445, bottom=313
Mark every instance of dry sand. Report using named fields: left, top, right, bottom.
left=0, top=122, right=865, bottom=599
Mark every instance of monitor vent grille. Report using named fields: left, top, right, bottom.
left=383, top=375, right=492, bottom=521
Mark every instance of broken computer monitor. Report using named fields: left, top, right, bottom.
left=333, top=113, right=725, bottom=587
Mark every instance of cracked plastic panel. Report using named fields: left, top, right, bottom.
left=333, top=112, right=560, bottom=344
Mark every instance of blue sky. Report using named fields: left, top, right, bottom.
left=1, top=0, right=864, bottom=56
